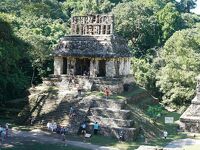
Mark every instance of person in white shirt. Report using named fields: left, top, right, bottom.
left=47, top=122, right=51, bottom=130
left=163, top=131, right=168, bottom=139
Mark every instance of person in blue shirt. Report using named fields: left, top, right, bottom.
left=93, top=122, right=99, bottom=135
left=81, top=122, right=86, bottom=135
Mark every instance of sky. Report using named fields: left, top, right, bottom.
left=191, top=0, right=200, bottom=14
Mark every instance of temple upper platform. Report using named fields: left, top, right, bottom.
left=54, top=35, right=131, bottom=58
left=53, top=14, right=132, bottom=78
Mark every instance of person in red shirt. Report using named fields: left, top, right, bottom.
left=104, top=87, right=111, bottom=99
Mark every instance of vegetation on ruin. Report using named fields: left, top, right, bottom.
left=0, top=0, right=199, bottom=107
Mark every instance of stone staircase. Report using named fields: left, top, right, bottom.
left=86, top=98, right=138, bottom=141
left=18, top=76, right=138, bottom=140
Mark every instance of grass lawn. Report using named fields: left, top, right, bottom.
left=1, top=141, right=89, bottom=150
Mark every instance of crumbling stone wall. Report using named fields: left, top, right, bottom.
left=54, top=57, right=63, bottom=75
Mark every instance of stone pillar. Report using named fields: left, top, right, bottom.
left=90, top=59, right=99, bottom=77
left=71, top=59, right=76, bottom=75
left=54, top=57, right=63, bottom=75
left=90, top=60, right=95, bottom=77
left=106, top=60, right=116, bottom=77
left=101, top=25, right=104, bottom=34
left=95, top=59, right=99, bottom=75
left=67, top=58, right=70, bottom=75
left=119, top=59, right=124, bottom=76
left=127, top=58, right=131, bottom=75
left=123, top=59, right=130, bottom=75
left=124, top=59, right=128, bottom=75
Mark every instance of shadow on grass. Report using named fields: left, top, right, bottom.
left=1, top=140, right=89, bottom=150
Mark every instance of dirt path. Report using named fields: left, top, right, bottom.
left=1, top=128, right=119, bottom=150
left=165, top=138, right=200, bottom=148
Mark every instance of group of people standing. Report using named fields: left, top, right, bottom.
left=78, top=121, right=100, bottom=137
left=46, top=121, right=68, bottom=141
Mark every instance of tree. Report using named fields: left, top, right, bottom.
left=181, top=13, right=200, bottom=28
left=112, top=1, right=161, bottom=56
left=180, top=0, right=197, bottom=13
left=132, top=57, right=160, bottom=97
left=156, top=25, right=200, bottom=106
left=0, top=0, right=71, bottom=103
left=0, top=13, right=30, bottom=103
left=62, top=0, right=114, bottom=16
left=157, top=2, right=183, bottom=43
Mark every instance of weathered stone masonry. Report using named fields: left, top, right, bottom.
left=180, top=75, right=200, bottom=132
left=53, top=14, right=133, bottom=92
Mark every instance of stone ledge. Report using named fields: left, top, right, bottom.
left=88, top=123, right=138, bottom=141
left=88, top=116, right=134, bottom=127
left=89, top=107, right=131, bottom=119
left=91, top=99, right=125, bottom=109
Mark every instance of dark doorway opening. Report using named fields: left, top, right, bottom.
left=63, top=57, right=67, bottom=74
left=98, top=60, right=106, bottom=77
left=75, top=58, right=90, bottom=75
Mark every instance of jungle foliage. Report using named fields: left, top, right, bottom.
left=0, top=0, right=200, bottom=107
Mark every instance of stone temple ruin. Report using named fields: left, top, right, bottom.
left=20, top=14, right=137, bottom=141
left=180, top=75, right=200, bottom=132
left=51, top=14, right=133, bottom=92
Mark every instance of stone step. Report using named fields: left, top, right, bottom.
left=88, top=123, right=138, bottom=141
left=88, top=116, right=134, bottom=127
left=90, top=99, right=125, bottom=109
left=92, top=78, right=123, bottom=83
left=89, top=108, right=131, bottom=119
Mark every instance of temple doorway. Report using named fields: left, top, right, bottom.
left=98, top=60, right=106, bottom=77
left=75, top=58, right=90, bottom=75
left=63, top=57, right=67, bottom=74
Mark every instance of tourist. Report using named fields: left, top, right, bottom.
left=30, top=116, right=35, bottom=125
left=163, top=130, right=168, bottom=139
left=61, top=126, right=67, bottom=135
left=56, top=125, right=61, bottom=134
left=0, top=124, right=3, bottom=134
left=50, top=120, right=57, bottom=132
left=83, top=70, right=88, bottom=76
left=72, top=75, right=75, bottom=85
left=104, top=87, right=111, bottom=99
left=93, top=68, right=97, bottom=77
left=119, top=130, right=125, bottom=142
left=0, top=125, right=6, bottom=142
left=5, top=123, right=9, bottom=138
left=77, top=85, right=82, bottom=97
left=81, top=122, right=87, bottom=135
left=61, top=132, right=66, bottom=141
left=47, top=121, right=51, bottom=130
left=53, top=122, right=57, bottom=132
left=93, top=122, right=99, bottom=135
left=69, top=106, right=74, bottom=118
